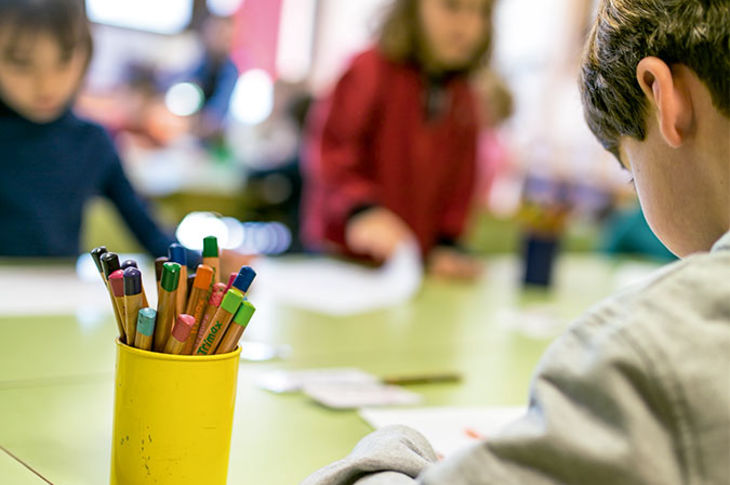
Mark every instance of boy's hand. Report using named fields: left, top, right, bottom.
left=346, top=208, right=414, bottom=261
left=427, top=247, right=483, bottom=281
left=219, top=249, right=256, bottom=281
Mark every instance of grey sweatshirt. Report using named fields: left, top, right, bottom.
left=303, top=230, right=730, bottom=485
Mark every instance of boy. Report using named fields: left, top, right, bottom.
left=185, top=14, right=238, bottom=141
left=303, top=0, right=729, bottom=483
left=0, top=0, right=174, bottom=257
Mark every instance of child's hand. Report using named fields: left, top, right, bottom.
left=346, top=208, right=414, bottom=261
left=427, top=247, right=484, bottom=281
left=219, top=249, right=256, bottom=281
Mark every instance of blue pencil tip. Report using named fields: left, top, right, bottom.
left=168, top=243, right=186, bottom=265
left=232, top=266, right=256, bottom=292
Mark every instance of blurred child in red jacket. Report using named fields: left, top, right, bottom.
left=302, top=0, right=494, bottom=279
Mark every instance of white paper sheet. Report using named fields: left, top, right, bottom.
left=256, top=367, right=422, bottom=408
left=305, top=383, right=422, bottom=409
left=0, top=254, right=156, bottom=316
left=252, top=240, right=423, bottom=316
left=0, top=265, right=109, bottom=316
left=256, top=368, right=379, bottom=393
left=359, top=406, right=526, bottom=458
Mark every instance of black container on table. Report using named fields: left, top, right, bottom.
left=522, top=233, right=560, bottom=287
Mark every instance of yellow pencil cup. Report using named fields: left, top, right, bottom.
left=110, top=340, right=241, bottom=485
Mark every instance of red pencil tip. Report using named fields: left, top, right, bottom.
left=108, top=270, right=125, bottom=297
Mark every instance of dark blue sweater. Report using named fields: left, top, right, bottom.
left=0, top=102, right=175, bottom=257
left=189, top=54, right=239, bottom=126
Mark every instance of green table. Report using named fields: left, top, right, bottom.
left=0, top=255, right=659, bottom=484
left=0, top=447, right=49, bottom=484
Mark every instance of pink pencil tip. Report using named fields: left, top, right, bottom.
left=224, top=272, right=237, bottom=292
left=109, top=270, right=125, bottom=297
left=172, top=314, right=195, bottom=341
left=208, top=283, right=227, bottom=306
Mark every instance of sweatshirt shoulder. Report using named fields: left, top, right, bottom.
left=626, top=249, right=730, bottom=352
left=571, top=249, right=729, bottom=330
left=544, top=249, right=730, bottom=395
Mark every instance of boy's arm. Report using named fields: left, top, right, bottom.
left=303, top=313, right=684, bottom=485
left=97, top=131, right=175, bottom=257
left=301, top=425, right=437, bottom=485
left=201, top=58, right=239, bottom=127
left=418, top=317, right=684, bottom=485
left=103, top=158, right=175, bottom=257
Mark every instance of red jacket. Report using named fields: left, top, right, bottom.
left=302, top=48, right=478, bottom=257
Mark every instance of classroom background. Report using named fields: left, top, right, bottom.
left=0, top=0, right=679, bottom=484
left=69, top=0, right=672, bottom=261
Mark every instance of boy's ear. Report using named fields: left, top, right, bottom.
left=636, top=57, right=693, bottom=148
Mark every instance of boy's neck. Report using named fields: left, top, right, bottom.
left=0, top=99, right=72, bottom=125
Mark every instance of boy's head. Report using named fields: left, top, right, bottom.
left=201, top=15, right=235, bottom=60
left=379, top=0, right=494, bottom=73
left=0, top=0, right=92, bottom=123
left=580, top=0, right=730, bottom=257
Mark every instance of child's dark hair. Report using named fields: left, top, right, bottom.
left=0, top=0, right=92, bottom=63
left=378, top=0, right=495, bottom=74
left=580, top=0, right=730, bottom=157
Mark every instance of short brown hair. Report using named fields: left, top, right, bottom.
left=580, top=0, right=730, bottom=156
left=0, top=0, right=92, bottom=62
left=378, top=0, right=494, bottom=73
